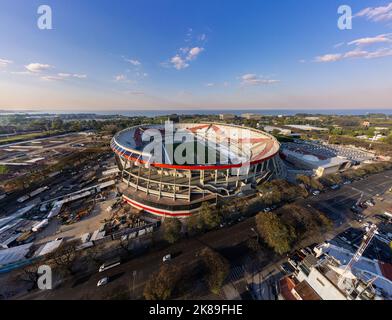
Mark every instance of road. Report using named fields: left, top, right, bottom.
left=299, top=170, right=392, bottom=227
left=20, top=216, right=258, bottom=300
left=17, top=169, right=392, bottom=300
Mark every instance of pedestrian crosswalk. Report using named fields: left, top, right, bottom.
left=227, top=266, right=245, bottom=283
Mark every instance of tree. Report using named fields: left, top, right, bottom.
left=143, top=264, right=180, bottom=300
left=296, top=175, right=323, bottom=191
left=187, top=203, right=221, bottom=233
left=199, top=202, right=221, bottom=230
left=69, top=121, right=82, bottom=132
left=0, top=165, right=8, bottom=175
left=187, top=213, right=204, bottom=233
left=12, top=261, right=43, bottom=291
left=46, top=240, right=81, bottom=275
left=384, top=134, right=392, bottom=145
left=255, top=212, right=296, bottom=255
left=51, top=118, right=64, bottom=130
left=162, top=219, right=182, bottom=244
left=246, top=237, right=261, bottom=254
left=199, top=248, right=230, bottom=294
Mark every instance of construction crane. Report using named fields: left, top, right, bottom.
left=338, top=224, right=378, bottom=287
left=356, top=192, right=364, bottom=207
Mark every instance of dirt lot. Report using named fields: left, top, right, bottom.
left=34, top=192, right=118, bottom=244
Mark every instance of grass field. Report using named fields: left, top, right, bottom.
left=0, top=130, right=63, bottom=145
left=164, top=141, right=225, bottom=165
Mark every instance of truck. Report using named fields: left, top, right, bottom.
left=29, top=186, right=49, bottom=198
left=383, top=211, right=392, bottom=219
left=17, top=186, right=50, bottom=203
left=99, top=257, right=121, bottom=273
left=17, top=195, right=30, bottom=203
left=32, top=219, right=49, bottom=232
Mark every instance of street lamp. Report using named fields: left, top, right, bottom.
left=250, top=227, right=259, bottom=242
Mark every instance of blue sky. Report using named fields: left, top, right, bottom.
left=1, top=0, right=392, bottom=111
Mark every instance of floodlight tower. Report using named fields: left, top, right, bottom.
left=338, top=224, right=378, bottom=287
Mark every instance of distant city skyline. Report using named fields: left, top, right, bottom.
left=1, top=1, right=392, bottom=111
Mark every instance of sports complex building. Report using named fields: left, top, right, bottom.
left=111, top=122, right=285, bottom=218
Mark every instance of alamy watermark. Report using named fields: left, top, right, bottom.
left=337, top=5, right=352, bottom=30
left=37, top=265, right=52, bottom=290
left=37, top=5, right=52, bottom=30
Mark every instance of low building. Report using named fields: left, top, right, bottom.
left=0, top=243, right=34, bottom=269
left=304, top=117, right=321, bottom=121
left=241, top=113, right=262, bottom=120
left=264, top=126, right=292, bottom=136
left=286, top=124, right=328, bottom=132
left=279, top=246, right=390, bottom=300
left=168, top=114, right=180, bottom=123
left=219, top=114, right=236, bottom=121
left=281, top=146, right=351, bottom=177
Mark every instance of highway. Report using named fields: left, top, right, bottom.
left=18, top=169, right=392, bottom=300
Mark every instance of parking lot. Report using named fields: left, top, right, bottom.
left=299, top=170, right=392, bottom=227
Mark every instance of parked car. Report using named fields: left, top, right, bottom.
left=365, top=200, right=375, bottom=207
left=351, top=205, right=363, bottom=214
left=163, top=254, right=172, bottom=262
left=97, top=277, right=109, bottom=287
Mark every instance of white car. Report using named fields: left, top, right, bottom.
left=365, top=200, right=375, bottom=207
left=162, top=254, right=172, bottom=262
left=97, top=277, right=109, bottom=287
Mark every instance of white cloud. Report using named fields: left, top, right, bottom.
left=25, top=63, right=52, bottom=73
left=58, top=73, right=71, bottom=78
left=41, top=73, right=87, bottom=81
left=40, top=75, right=64, bottom=81
left=170, top=55, right=189, bottom=70
left=114, top=74, right=136, bottom=84
left=205, top=83, right=215, bottom=87
left=334, top=42, right=345, bottom=48
left=356, top=2, right=392, bottom=22
left=240, top=74, right=280, bottom=86
left=0, top=58, right=13, bottom=68
left=315, top=47, right=392, bottom=63
left=72, top=73, right=87, bottom=79
left=11, top=71, right=33, bottom=75
left=199, top=34, right=207, bottom=41
left=125, top=58, right=141, bottom=66
left=186, top=47, right=204, bottom=61
left=315, top=54, right=343, bottom=63
left=365, top=47, right=392, bottom=59
left=348, top=34, right=392, bottom=46
left=115, top=74, right=127, bottom=81
left=169, top=46, right=204, bottom=70
left=343, top=50, right=369, bottom=59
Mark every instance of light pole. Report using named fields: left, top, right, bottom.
left=250, top=227, right=259, bottom=242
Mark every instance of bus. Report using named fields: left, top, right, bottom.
left=98, top=257, right=121, bottom=272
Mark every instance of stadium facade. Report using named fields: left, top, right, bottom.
left=111, top=122, right=285, bottom=218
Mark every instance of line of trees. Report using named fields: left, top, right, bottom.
left=255, top=204, right=333, bottom=255
left=320, top=161, right=392, bottom=187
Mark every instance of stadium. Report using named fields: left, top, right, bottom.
left=111, top=123, right=285, bottom=218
